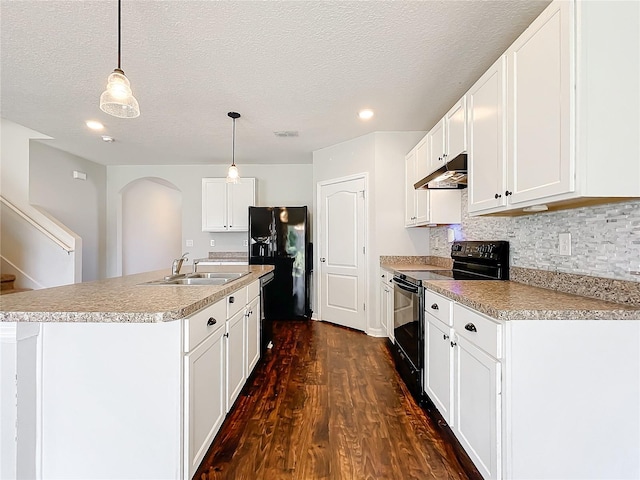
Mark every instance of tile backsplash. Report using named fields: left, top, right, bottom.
left=429, top=190, right=640, bottom=282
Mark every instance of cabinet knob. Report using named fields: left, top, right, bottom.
left=431, top=303, right=439, bottom=310
left=451, top=341, right=457, bottom=348
left=505, top=190, right=512, bottom=196
left=207, top=317, right=217, bottom=326
left=229, top=296, right=235, bottom=304
left=443, top=334, right=449, bottom=340
left=464, top=323, right=477, bottom=332
left=320, top=257, right=326, bottom=263
left=494, top=193, right=502, bottom=199
left=224, top=332, right=229, bottom=338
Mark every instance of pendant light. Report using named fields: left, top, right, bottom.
left=226, top=112, right=241, bottom=183
left=99, top=0, right=140, bottom=118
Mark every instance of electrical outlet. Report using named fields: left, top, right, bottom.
left=559, top=233, right=571, bottom=256
left=185, top=239, right=193, bottom=247
left=210, top=239, right=216, bottom=247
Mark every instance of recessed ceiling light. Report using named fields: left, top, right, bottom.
left=86, top=120, right=104, bottom=130
left=358, top=109, right=374, bottom=120
left=101, top=135, right=115, bottom=143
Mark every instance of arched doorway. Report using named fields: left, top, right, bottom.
left=120, top=177, right=182, bottom=275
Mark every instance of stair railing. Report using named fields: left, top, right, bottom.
left=0, top=195, right=74, bottom=253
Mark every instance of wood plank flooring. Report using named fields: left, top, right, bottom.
left=195, top=320, right=474, bottom=480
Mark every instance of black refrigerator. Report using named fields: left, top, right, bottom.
left=248, top=206, right=312, bottom=321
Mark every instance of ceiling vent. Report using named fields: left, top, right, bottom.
left=274, top=131, right=299, bottom=137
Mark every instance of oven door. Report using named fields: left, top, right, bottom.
left=392, top=276, right=423, bottom=372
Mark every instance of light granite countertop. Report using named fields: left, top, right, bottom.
left=381, top=259, right=640, bottom=320
left=0, top=265, right=274, bottom=323
left=424, top=280, right=640, bottom=321
left=380, top=263, right=449, bottom=272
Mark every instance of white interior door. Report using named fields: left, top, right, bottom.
left=318, top=176, right=366, bottom=332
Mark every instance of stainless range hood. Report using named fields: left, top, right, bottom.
left=414, top=153, right=467, bottom=189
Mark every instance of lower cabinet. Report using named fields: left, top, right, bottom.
left=424, top=314, right=453, bottom=425
left=185, top=326, right=226, bottom=478
left=246, top=296, right=260, bottom=375
left=184, top=279, right=263, bottom=479
left=453, top=335, right=501, bottom=480
left=226, top=308, right=246, bottom=411
left=379, top=268, right=394, bottom=340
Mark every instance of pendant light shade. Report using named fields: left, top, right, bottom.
left=100, top=0, right=140, bottom=118
left=226, top=112, right=241, bottom=184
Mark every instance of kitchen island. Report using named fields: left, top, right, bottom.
left=0, top=265, right=273, bottom=480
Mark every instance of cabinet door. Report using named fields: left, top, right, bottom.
left=415, top=135, right=430, bottom=178
left=380, top=280, right=389, bottom=337
left=506, top=0, right=574, bottom=205
left=228, top=178, right=255, bottom=232
left=202, top=178, right=228, bottom=232
left=404, top=150, right=417, bottom=226
left=425, top=315, right=454, bottom=425
left=226, top=309, right=246, bottom=411
left=245, top=297, right=260, bottom=376
left=185, top=327, right=226, bottom=479
left=428, top=118, right=446, bottom=171
left=445, top=97, right=467, bottom=159
left=386, top=283, right=394, bottom=342
left=454, top=336, right=501, bottom=480
left=468, top=56, right=507, bottom=214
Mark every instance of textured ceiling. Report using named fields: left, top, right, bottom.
left=1, top=0, right=550, bottom=166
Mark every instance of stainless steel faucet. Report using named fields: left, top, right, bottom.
left=171, top=252, right=189, bottom=275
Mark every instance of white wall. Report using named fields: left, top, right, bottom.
left=312, top=131, right=427, bottom=334
left=29, top=141, right=107, bottom=281
left=106, top=164, right=313, bottom=277
left=122, top=178, right=182, bottom=275
left=0, top=119, right=81, bottom=287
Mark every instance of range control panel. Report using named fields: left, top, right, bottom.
left=451, top=241, right=509, bottom=262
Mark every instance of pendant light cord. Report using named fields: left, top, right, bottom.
left=117, top=0, right=121, bottom=69
left=232, top=117, right=236, bottom=167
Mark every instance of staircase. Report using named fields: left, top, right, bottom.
left=0, top=274, right=32, bottom=295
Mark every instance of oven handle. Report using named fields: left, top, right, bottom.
left=392, top=277, right=420, bottom=294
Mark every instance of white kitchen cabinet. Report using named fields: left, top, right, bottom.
left=379, top=268, right=394, bottom=340
left=202, top=177, right=256, bottom=232
left=467, top=56, right=507, bottom=214
left=446, top=97, right=467, bottom=161
left=226, top=308, right=246, bottom=411
left=454, top=335, right=501, bottom=480
left=405, top=148, right=462, bottom=227
left=424, top=314, right=453, bottom=426
left=468, top=0, right=640, bottom=215
left=185, top=324, right=226, bottom=478
left=245, top=295, right=260, bottom=376
left=506, top=0, right=573, bottom=206
left=428, top=118, right=446, bottom=172
left=426, top=97, right=467, bottom=174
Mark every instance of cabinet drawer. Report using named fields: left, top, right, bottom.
left=453, top=304, right=502, bottom=359
left=425, top=289, right=453, bottom=326
left=247, top=280, right=260, bottom=302
left=227, top=287, right=247, bottom=318
left=184, top=300, right=226, bottom=352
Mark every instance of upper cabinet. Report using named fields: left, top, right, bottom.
left=202, top=178, right=256, bottom=232
left=468, top=0, right=640, bottom=215
left=506, top=0, right=573, bottom=206
left=467, top=57, right=507, bottom=214
left=427, top=97, right=468, bottom=174
left=405, top=147, right=462, bottom=227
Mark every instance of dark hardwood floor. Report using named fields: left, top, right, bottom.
left=195, top=320, right=473, bottom=480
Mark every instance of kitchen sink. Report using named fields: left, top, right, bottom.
left=139, top=271, right=250, bottom=286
